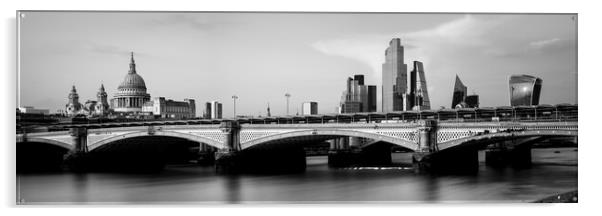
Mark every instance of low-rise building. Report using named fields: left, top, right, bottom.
left=18, top=106, right=50, bottom=115
left=142, top=97, right=196, bottom=119
left=302, top=101, right=318, bottom=115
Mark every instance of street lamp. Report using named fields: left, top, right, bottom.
left=232, top=95, right=238, bottom=118
left=285, top=93, right=291, bottom=116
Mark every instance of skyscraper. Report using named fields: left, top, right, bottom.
left=205, top=101, right=222, bottom=119
left=408, top=61, right=431, bottom=110
left=381, top=38, right=407, bottom=112
left=452, top=75, right=468, bottom=108
left=340, top=75, right=377, bottom=113
left=509, top=75, right=543, bottom=106
left=204, top=102, right=212, bottom=119
left=367, top=85, right=377, bottom=112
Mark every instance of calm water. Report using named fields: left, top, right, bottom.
left=17, top=147, right=577, bottom=204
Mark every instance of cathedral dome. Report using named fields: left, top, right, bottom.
left=118, top=73, right=147, bottom=90
left=117, top=52, right=147, bottom=91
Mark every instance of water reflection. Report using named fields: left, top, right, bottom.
left=17, top=148, right=577, bottom=203
left=224, top=175, right=241, bottom=203
left=72, top=174, right=89, bottom=203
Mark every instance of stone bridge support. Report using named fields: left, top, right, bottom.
left=328, top=137, right=392, bottom=167
left=215, top=122, right=307, bottom=174
left=63, top=128, right=89, bottom=172
left=196, top=143, right=216, bottom=165
left=327, top=137, right=356, bottom=167
left=412, top=120, right=479, bottom=174
left=214, top=121, right=242, bottom=173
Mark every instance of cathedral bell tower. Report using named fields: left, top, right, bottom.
left=65, top=85, right=83, bottom=116
left=95, top=84, right=110, bottom=116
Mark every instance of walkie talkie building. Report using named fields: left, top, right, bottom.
left=509, top=75, right=543, bottom=106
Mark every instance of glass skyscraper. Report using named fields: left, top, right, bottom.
left=509, top=75, right=543, bottom=106
left=452, top=75, right=468, bottom=108
left=408, top=61, right=431, bottom=110
left=340, top=75, right=377, bottom=113
left=381, top=38, right=407, bottom=112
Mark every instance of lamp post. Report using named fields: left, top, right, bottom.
left=232, top=95, right=238, bottom=118
left=285, top=93, right=291, bottom=116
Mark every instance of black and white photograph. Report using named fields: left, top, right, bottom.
left=14, top=10, right=579, bottom=204
left=7, top=2, right=586, bottom=208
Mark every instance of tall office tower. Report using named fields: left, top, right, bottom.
left=509, top=75, right=543, bottom=106
left=354, top=74, right=364, bottom=85
left=407, top=61, right=431, bottom=110
left=302, top=101, right=318, bottom=115
left=340, top=75, right=377, bottom=113
left=205, top=101, right=222, bottom=119
left=367, top=85, right=377, bottom=112
left=382, top=38, right=408, bottom=112
left=215, top=102, right=223, bottom=119
left=204, top=102, right=212, bottom=119
left=452, top=75, right=468, bottom=108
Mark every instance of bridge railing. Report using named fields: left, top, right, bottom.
left=18, top=105, right=577, bottom=131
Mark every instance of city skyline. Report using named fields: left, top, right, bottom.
left=19, top=12, right=577, bottom=117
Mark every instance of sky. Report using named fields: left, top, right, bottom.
left=18, top=12, right=577, bottom=117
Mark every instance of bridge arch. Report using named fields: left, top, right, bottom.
left=17, top=137, right=72, bottom=151
left=88, top=131, right=224, bottom=151
left=437, top=129, right=577, bottom=151
left=241, top=129, right=418, bottom=151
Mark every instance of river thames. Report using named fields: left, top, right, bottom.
left=17, top=147, right=577, bottom=204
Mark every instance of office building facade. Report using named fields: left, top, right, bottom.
left=509, top=75, right=543, bottom=106
left=204, top=101, right=222, bottom=119
left=407, top=61, right=431, bottom=110
left=340, top=75, right=377, bottom=113
left=302, top=102, right=318, bottom=115
left=142, top=97, right=196, bottom=119
left=381, top=39, right=431, bottom=111
left=381, top=38, right=407, bottom=112
left=452, top=75, right=468, bottom=108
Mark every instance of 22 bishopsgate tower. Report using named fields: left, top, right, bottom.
left=382, top=38, right=430, bottom=112
left=382, top=38, right=407, bottom=112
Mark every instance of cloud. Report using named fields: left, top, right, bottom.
left=530, top=38, right=561, bottom=49
left=528, top=38, right=573, bottom=53
left=310, top=15, right=502, bottom=80
left=484, top=38, right=573, bottom=58
left=149, top=14, right=228, bottom=31
left=85, top=43, right=132, bottom=56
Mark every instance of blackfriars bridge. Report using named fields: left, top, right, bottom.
left=17, top=104, right=578, bottom=173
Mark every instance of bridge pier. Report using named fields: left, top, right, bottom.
left=485, top=142, right=532, bottom=168
left=413, top=146, right=479, bottom=174
left=197, top=143, right=215, bottom=165
left=412, top=120, right=479, bottom=174
left=215, top=121, right=308, bottom=174
left=63, top=128, right=89, bottom=172
left=328, top=138, right=392, bottom=167
left=327, top=137, right=357, bottom=167
left=215, top=121, right=242, bottom=173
